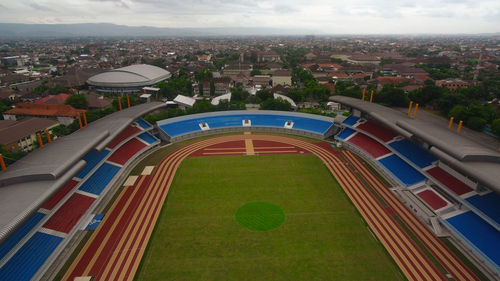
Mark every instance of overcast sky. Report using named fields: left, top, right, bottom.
left=0, top=0, right=499, bottom=34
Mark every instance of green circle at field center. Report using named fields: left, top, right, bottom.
left=235, top=202, right=285, bottom=231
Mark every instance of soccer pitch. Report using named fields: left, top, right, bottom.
left=135, top=154, right=403, bottom=281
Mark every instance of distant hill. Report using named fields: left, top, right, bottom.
left=0, top=23, right=315, bottom=38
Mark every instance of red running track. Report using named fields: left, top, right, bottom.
left=43, top=193, right=95, bottom=233
left=426, top=167, right=473, bottom=196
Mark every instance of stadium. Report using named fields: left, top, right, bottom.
left=0, top=97, right=499, bottom=281
left=86, top=64, right=171, bottom=93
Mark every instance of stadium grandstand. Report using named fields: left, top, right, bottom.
left=0, top=102, right=164, bottom=281
left=86, top=64, right=171, bottom=93
left=1, top=99, right=499, bottom=280
left=157, top=110, right=337, bottom=142
left=332, top=95, right=500, bottom=277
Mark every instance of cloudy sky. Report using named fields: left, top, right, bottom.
left=0, top=0, right=499, bottom=34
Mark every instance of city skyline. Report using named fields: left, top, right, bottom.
left=1, top=0, right=499, bottom=35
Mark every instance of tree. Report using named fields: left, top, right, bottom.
left=65, top=94, right=89, bottom=109
left=448, top=105, right=468, bottom=122
left=256, top=90, right=273, bottom=102
left=210, top=80, right=215, bottom=97
left=231, top=88, right=249, bottom=102
left=466, top=116, right=487, bottom=131
left=491, top=118, right=500, bottom=136
left=376, top=85, right=409, bottom=107
left=260, top=97, right=292, bottom=111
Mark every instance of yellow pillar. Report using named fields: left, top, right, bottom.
left=457, top=120, right=463, bottom=134
left=45, top=129, right=51, bottom=143
left=408, top=101, right=413, bottom=116
left=369, top=90, right=374, bottom=103
left=0, top=154, right=6, bottom=171
left=118, top=97, right=122, bottom=111
left=83, top=111, right=88, bottom=126
left=37, top=133, right=44, bottom=148
left=448, top=117, right=454, bottom=129
left=127, top=94, right=131, bottom=108
left=362, top=88, right=366, bottom=101
left=413, top=103, right=419, bottom=119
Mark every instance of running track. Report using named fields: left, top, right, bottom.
left=63, top=134, right=478, bottom=281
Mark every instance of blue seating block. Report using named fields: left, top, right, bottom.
left=137, top=132, right=158, bottom=145
left=0, top=232, right=63, bottom=281
left=466, top=193, right=500, bottom=226
left=446, top=211, right=500, bottom=269
left=136, top=119, right=152, bottom=130
left=76, top=150, right=110, bottom=179
left=389, top=139, right=437, bottom=168
left=160, top=114, right=333, bottom=137
left=378, top=154, right=426, bottom=186
left=342, top=116, right=360, bottom=126
left=0, top=212, right=45, bottom=260
left=337, top=128, right=356, bottom=140
left=78, top=162, right=120, bottom=195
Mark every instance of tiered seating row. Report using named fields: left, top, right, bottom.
left=347, top=133, right=391, bottom=158
left=107, top=125, right=142, bottom=149
left=342, top=115, right=359, bottom=126
left=137, top=132, right=158, bottom=145
left=0, top=232, right=63, bottom=281
left=466, top=193, right=500, bottom=226
left=356, top=121, right=398, bottom=142
left=42, top=193, right=96, bottom=234
left=159, top=114, right=333, bottom=137
left=107, top=138, right=147, bottom=166
left=445, top=211, right=500, bottom=270
left=389, top=139, right=437, bottom=168
left=41, top=180, right=79, bottom=211
left=0, top=212, right=45, bottom=261
left=336, top=128, right=356, bottom=140
left=136, top=119, right=152, bottom=130
left=75, top=150, right=110, bottom=179
left=378, top=154, right=426, bottom=186
left=78, top=163, right=121, bottom=195
left=426, top=167, right=473, bottom=196
left=416, top=189, right=448, bottom=210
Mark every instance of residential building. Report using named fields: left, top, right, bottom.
left=0, top=117, right=59, bottom=152
left=3, top=103, right=85, bottom=126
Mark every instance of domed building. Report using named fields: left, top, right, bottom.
left=87, top=64, right=171, bottom=93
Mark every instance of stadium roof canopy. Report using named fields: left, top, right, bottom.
left=0, top=102, right=166, bottom=241
left=87, top=64, right=171, bottom=90
left=331, top=95, right=500, bottom=194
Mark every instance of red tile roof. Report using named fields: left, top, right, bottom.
left=34, top=93, right=70, bottom=104
left=5, top=103, right=85, bottom=117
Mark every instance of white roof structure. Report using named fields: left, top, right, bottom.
left=211, top=93, right=231, bottom=106
left=87, top=64, right=171, bottom=88
left=274, top=93, right=297, bottom=108
left=174, top=94, right=196, bottom=108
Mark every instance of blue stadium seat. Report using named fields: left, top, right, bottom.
left=160, top=114, right=333, bottom=137
left=0, top=232, right=63, bottom=281
left=137, top=132, right=158, bottom=145
left=136, top=119, right=152, bottom=130
left=342, top=116, right=360, bottom=126
left=76, top=150, right=110, bottom=179
left=446, top=211, right=500, bottom=270
left=389, top=139, right=437, bottom=168
left=0, top=212, right=45, bottom=260
left=78, top=163, right=121, bottom=195
left=336, top=128, right=356, bottom=140
left=378, top=154, right=426, bottom=186
left=466, top=193, right=500, bottom=226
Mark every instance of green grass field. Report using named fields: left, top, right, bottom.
left=135, top=154, right=404, bottom=281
